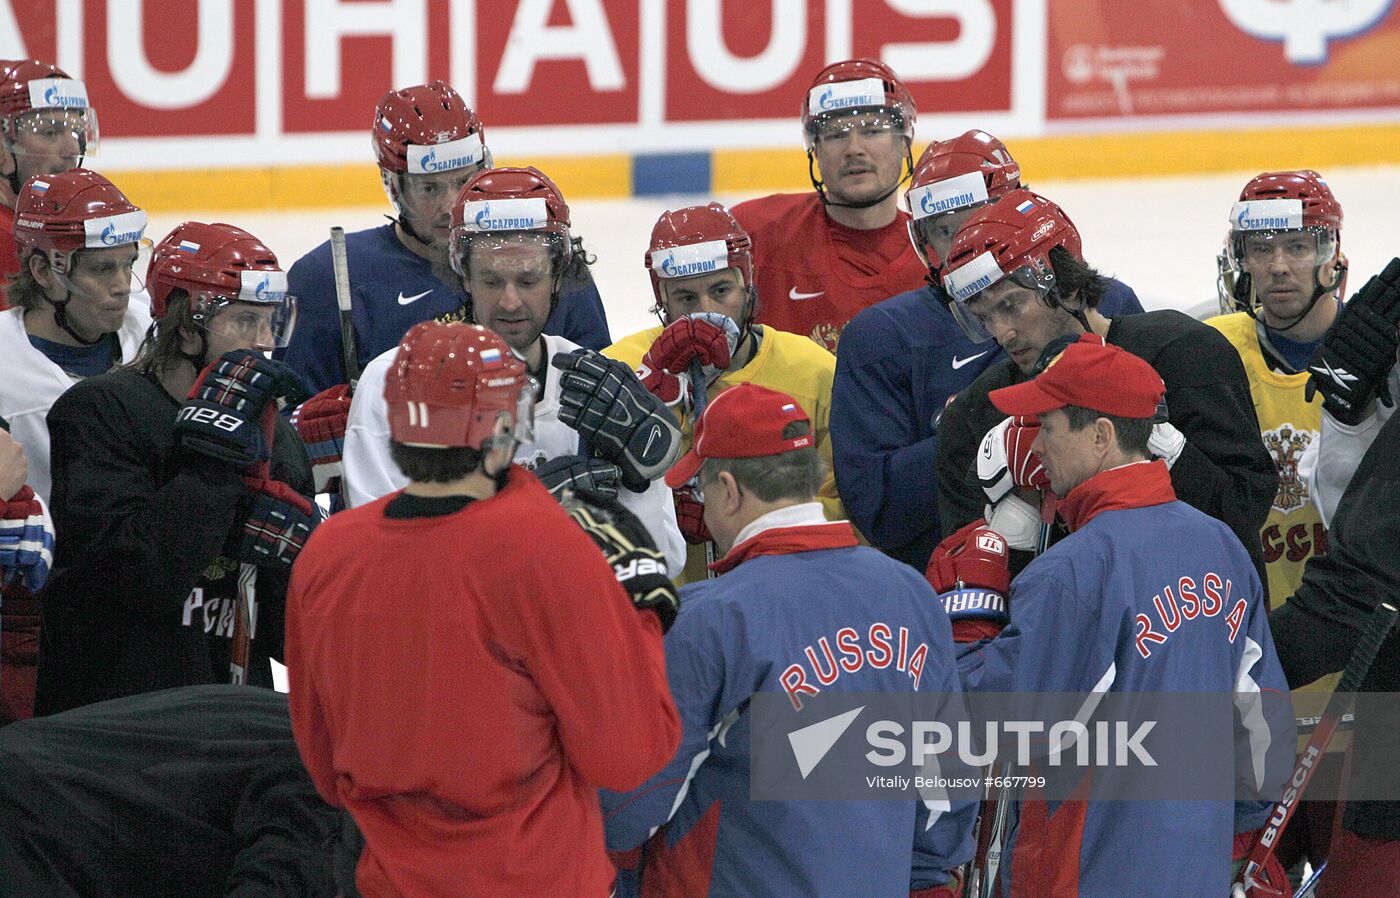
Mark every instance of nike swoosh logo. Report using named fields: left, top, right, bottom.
left=789, top=287, right=825, bottom=301
left=952, top=350, right=989, bottom=370
left=397, top=289, right=432, bottom=305
left=642, top=423, right=662, bottom=459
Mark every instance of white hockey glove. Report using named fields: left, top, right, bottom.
left=977, top=415, right=1049, bottom=505
left=1147, top=421, right=1186, bottom=469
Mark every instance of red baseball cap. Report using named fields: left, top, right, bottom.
left=664, top=384, right=813, bottom=489
left=989, top=334, right=1164, bottom=419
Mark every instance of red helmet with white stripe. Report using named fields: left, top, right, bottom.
left=372, top=81, right=487, bottom=176
left=906, top=130, right=1022, bottom=271
left=13, top=168, right=145, bottom=270
left=939, top=190, right=1082, bottom=342
left=800, top=58, right=915, bottom=148
left=384, top=321, right=532, bottom=450
left=644, top=203, right=754, bottom=319
left=448, top=166, right=572, bottom=276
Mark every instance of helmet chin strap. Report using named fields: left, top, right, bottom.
left=1252, top=260, right=1346, bottom=334
left=807, top=146, right=914, bottom=211
left=48, top=295, right=106, bottom=346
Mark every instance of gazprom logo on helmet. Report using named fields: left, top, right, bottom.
left=908, top=172, right=990, bottom=221
left=462, top=198, right=548, bottom=232
left=407, top=135, right=485, bottom=175
left=944, top=252, right=1007, bottom=303
left=84, top=210, right=148, bottom=248
left=30, top=78, right=89, bottom=110
left=809, top=78, right=886, bottom=114
left=239, top=269, right=289, bottom=303
left=1231, top=199, right=1303, bottom=232
left=651, top=240, right=729, bottom=279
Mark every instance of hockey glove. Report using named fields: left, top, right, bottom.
left=534, top=454, right=623, bottom=500
left=290, top=384, right=352, bottom=494
left=238, top=477, right=319, bottom=569
left=1147, top=420, right=1186, bottom=468
left=639, top=313, right=742, bottom=410
left=673, top=485, right=712, bottom=544
left=1305, top=257, right=1400, bottom=425
left=977, top=415, right=1049, bottom=505
left=1230, top=828, right=1289, bottom=897
left=910, top=868, right=963, bottom=898
left=561, top=489, right=679, bottom=632
left=1, top=485, right=53, bottom=594
left=552, top=349, right=682, bottom=491
left=176, top=350, right=310, bottom=467
left=926, top=521, right=1011, bottom=643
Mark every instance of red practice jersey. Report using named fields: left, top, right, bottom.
left=286, top=467, right=680, bottom=898
left=0, top=203, right=19, bottom=310
left=732, top=191, right=927, bottom=353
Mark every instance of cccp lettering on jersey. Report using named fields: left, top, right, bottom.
left=779, top=623, right=929, bottom=710
left=1133, top=570, right=1250, bottom=659
left=1262, top=522, right=1328, bottom=563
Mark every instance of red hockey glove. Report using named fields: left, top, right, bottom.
left=927, top=521, right=1010, bottom=643
left=239, top=477, right=319, bottom=569
left=650, top=315, right=735, bottom=375
left=1231, top=828, right=1291, bottom=897
left=290, top=384, right=351, bottom=494
left=977, top=415, right=1049, bottom=505
left=1, top=485, right=53, bottom=594
left=673, top=485, right=711, bottom=544
left=911, top=867, right=963, bottom=898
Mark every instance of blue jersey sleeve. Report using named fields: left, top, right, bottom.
left=831, top=307, right=942, bottom=569
left=1099, top=278, right=1145, bottom=317
left=601, top=601, right=725, bottom=851
left=549, top=270, right=612, bottom=351
left=1233, top=575, right=1295, bottom=833
left=911, top=656, right=980, bottom=888
left=277, top=243, right=347, bottom=394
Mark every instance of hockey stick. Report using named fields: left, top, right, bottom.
left=330, top=227, right=360, bottom=394
left=1235, top=602, right=1398, bottom=896
left=689, top=358, right=718, bottom=578
left=1294, top=861, right=1326, bottom=898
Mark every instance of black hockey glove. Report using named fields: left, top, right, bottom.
left=238, top=477, right=319, bottom=568
left=560, top=488, right=679, bottom=632
left=534, top=454, right=622, bottom=500
left=176, top=350, right=310, bottom=466
left=552, top=349, right=682, bottom=493
left=1305, top=257, right=1400, bottom=425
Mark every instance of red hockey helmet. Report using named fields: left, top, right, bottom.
left=146, top=221, right=298, bottom=347
left=1218, top=169, right=1346, bottom=317
left=644, top=203, right=754, bottom=316
left=906, top=130, right=1022, bottom=270
left=0, top=59, right=98, bottom=164
left=384, top=321, right=533, bottom=450
left=14, top=168, right=145, bottom=271
left=372, top=81, right=487, bottom=176
left=800, top=58, right=915, bottom=148
left=939, top=190, right=1083, bottom=342
left=448, top=166, right=572, bottom=277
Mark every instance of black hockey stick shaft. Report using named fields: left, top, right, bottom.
left=1237, top=602, right=1398, bottom=894
left=330, top=227, right=359, bottom=394
left=690, top=358, right=718, bottom=577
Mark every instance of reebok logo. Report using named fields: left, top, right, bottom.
left=789, top=706, right=863, bottom=778
left=789, top=287, right=825, bottom=301
left=397, top=289, right=432, bottom=305
left=952, top=351, right=989, bottom=370
left=1310, top=359, right=1356, bottom=390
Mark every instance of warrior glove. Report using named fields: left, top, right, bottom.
left=553, top=349, right=682, bottom=492
left=978, top=415, right=1049, bottom=504
left=176, top=350, right=309, bottom=467
left=561, top=489, right=679, bottom=632
left=1305, top=257, right=1400, bottom=425
left=534, top=454, right=622, bottom=500
left=637, top=313, right=741, bottom=411
left=926, top=521, right=1011, bottom=643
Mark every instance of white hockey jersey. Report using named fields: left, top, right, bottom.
left=0, top=302, right=152, bottom=504
left=343, top=333, right=686, bottom=577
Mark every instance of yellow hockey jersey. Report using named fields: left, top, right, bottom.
left=606, top=325, right=845, bottom=582
left=1206, top=312, right=1328, bottom=609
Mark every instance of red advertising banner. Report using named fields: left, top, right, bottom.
left=1047, top=0, right=1400, bottom=120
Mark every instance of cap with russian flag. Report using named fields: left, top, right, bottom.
left=665, top=384, right=813, bottom=489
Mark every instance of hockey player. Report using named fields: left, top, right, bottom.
left=604, top=203, right=843, bottom=583
left=0, top=685, right=340, bottom=895
left=341, top=167, right=685, bottom=574
left=1, top=420, right=53, bottom=725
left=37, top=221, right=314, bottom=715
left=278, top=81, right=610, bottom=395
left=0, top=168, right=152, bottom=504
left=0, top=59, right=98, bottom=309
left=1207, top=170, right=1345, bottom=606
left=934, top=189, right=1277, bottom=581
left=930, top=335, right=1291, bottom=897
left=831, top=131, right=1143, bottom=570
left=731, top=59, right=925, bottom=352
left=287, top=320, right=679, bottom=898
left=602, top=383, right=975, bottom=897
